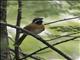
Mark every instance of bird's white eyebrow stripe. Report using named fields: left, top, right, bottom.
left=34, top=20, right=40, bottom=23
left=34, top=20, right=38, bottom=23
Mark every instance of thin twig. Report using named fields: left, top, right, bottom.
left=8, top=37, right=40, bottom=60
left=47, top=32, right=80, bottom=41
left=15, top=0, right=22, bottom=60
left=44, top=16, right=80, bottom=25
left=22, top=36, right=80, bottom=59
left=0, top=23, right=72, bottom=60
left=9, top=48, right=40, bottom=60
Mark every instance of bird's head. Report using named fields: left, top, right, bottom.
left=32, top=18, right=43, bottom=25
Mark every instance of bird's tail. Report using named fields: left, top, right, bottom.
left=14, top=34, right=27, bottom=46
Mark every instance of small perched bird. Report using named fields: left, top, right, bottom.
left=15, top=17, right=45, bottom=46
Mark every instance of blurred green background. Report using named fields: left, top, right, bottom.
left=7, top=0, right=80, bottom=60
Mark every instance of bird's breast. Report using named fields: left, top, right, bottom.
left=24, top=24, right=45, bottom=34
left=32, top=29, right=44, bottom=34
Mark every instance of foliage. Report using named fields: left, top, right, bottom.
left=49, top=26, right=80, bottom=32
left=7, top=0, right=80, bottom=60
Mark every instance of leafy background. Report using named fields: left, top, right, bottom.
left=7, top=0, right=80, bottom=60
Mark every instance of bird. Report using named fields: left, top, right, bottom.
left=15, top=17, right=45, bottom=46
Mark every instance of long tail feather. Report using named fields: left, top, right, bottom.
left=15, top=34, right=27, bottom=46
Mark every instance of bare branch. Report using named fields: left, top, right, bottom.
left=15, top=0, right=22, bottom=60
left=0, top=22, right=72, bottom=60
left=9, top=48, right=40, bottom=60
left=23, top=36, right=79, bottom=59
left=44, top=16, right=80, bottom=25
left=47, top=32, right=80, bottom=41
left=8, top=37, right=40, bottom=60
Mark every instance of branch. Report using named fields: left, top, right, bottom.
left=44, top=16, right=80, bottom=25
left=47, top=32, right=80, bottom=41
left=22, top=36, right=80, bottom=59
left=15, top=0, right=22, bottom=60
left=8, top=37, right=40, bottom=60
left=9, top=48, right=40, bottom=60
left=0, top=22, right=72, bottom=60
